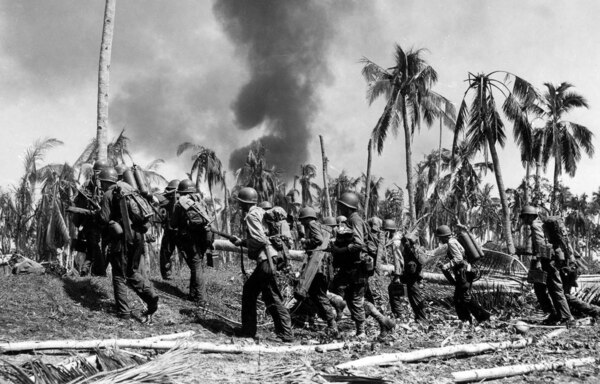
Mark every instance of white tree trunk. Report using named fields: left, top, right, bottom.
left=96, top=0, right=116, bottom=163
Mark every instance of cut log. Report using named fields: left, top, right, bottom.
left=0, top=339, right=355, bottom=354
left=452, top=357, right=597, bottom=383
left=213, top=240, right=306, bottom=261
left=143, top=331, right=195, bottom=342
left=336, top=338, right=533, bottom=369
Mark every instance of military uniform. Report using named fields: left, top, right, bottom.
left=529, top=218, right=573, bottom=322
left=74, top=180, right=106, bottom=276
left=171, top=193, right=211, bottom=304
left=330, top=211, right=368, bottom=329
left=99, top=184, right=158, bottom=318
left=441, top=237, right=489, bottom=323
left=364, top=221, right=385, bottom=309
left=239, top=205, right=293, bottom=340
left=159, top=192, right=179, bottom=280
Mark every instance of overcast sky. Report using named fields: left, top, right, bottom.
left=1, top=0, right=599, bottom=200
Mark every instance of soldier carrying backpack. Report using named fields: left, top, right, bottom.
left=170, top=179, right=214, bottom=305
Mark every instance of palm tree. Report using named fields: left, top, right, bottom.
left=361, top=44, right=453, bottom=224
left=361, top=174, right=383, bottom=217
left=96, top=0, right=117, bottom=163
left=453, top=72, right=535, bottom=254
left=533, top=83, right=594, bottom=213
left=177, top=143, right=224, bottom=228
left=297, top=164, right=321, bottom=207
left=234, top=144, right=279, bottom=203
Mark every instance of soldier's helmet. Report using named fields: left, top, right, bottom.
left=520, top=205, right=538, bottom=218
left=336, top=215, right=347, bottom=225
left=367, top=216, right=383, bottom=231
left=165, top=179, right=180, bottom=192
left=258, top=201, right=273, bottom=210
left=322, top=216, right=337, bottom=227
left=177, top=179, right=196, bottom=194
left=98, top=167, right=118, bottom=184
left=237, top=187, right=258, bottom=204
left=382, top=219, right=397, bottom=231
left=114, top=163, right=128, bottom=176
left=337, top=191, right=359, bottom=210
left=435, top=225, right=452, bottom=238
left=93, top=160, right=110, bottom=173
left=298, top=206, right=317, bottom=220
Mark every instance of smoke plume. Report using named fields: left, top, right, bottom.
left=214, top=0, right=336, bottom=176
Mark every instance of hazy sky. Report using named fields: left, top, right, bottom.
left=1, top=0, right=599, bottom=200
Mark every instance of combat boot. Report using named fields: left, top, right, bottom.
left=355, top=321, right=366, bottom=339
left=365, top=301, right=395, bottom=338
left=328, top=293, right=347, bottom=322
left=326, top=319, right=339, bottom=338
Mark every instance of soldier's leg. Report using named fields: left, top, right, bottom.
left=566, top=294, right=600, bottom=318
left=542, top=259, right=573, bottom=321
left=388, top=278, right=404, bottom=317
left=308, top=272, right=335, bottom=324
left=108, top=249, right=130, bottom=317
left=454, top=283, right=472, bottom=322
left=257, top=261, right=293, bottom=340
left=407, top=279, right=427, bottom=321
left=463, top=283, right=490, bottom=322
left=240, top=264, right=262, bottom=337
left=159, top=230, right=176, bottom=279
left=80, top=227, right=93, bottom=276
left=181, top=241, right=206, bottom=304
left=86, top=228, right=105, bottom=276
left=533, top=282, right=555, bottom=315
left=125, top=233, right=158, bottom=309
left=347, top=279, right=366, bottom=328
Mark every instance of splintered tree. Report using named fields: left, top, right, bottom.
left=453, top=72, right=535, bottom=254
left=96, top=0, right=116, bottom=163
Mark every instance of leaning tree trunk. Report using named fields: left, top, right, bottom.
left=209, top=185, right=220, bottom=231
left=487, top=135, right=516, bottom=254
left=96, top=0, right=116, bottom=163
left=401, top=98, right=416, bottom=225
left=552, top=154, right=561, bottom=215
left=319, top=135, right=332, bottom=217
left=364, top=139, right=373, bottom=218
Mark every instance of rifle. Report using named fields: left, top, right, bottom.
left=66, top=206, right=96, bottom=216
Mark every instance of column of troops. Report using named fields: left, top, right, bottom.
left=68, top=161, right=600, bottom=339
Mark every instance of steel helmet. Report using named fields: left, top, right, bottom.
left=237, top=187, right=258, bottom=204
left=368, top=217, right=382, bottom=230
left=114, top=163, right=128, bottom=176
left=98, top=167, right=118, bottom=183
left=177, top=179, right=196, bottom=194
left=382, top=219, right=397, bottom=231
left=258, top=201, right=273, bottom=210
left=520, top=205, right=538, bottom=217
left=93, top=159, right=110, bottom=173
left=322, top=216, right=337, bottom=227
left=336, top=215, right=347, bottom=225
left=337, top=191, right=359, bottom=210
left=165, top=179, right=180, bottom=192
left=298, top=206, right=317, bottom=220
left=435, top=225, right=452, bottom=237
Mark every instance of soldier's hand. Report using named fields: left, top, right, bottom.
left=436, top=261, right=445, bottom=270
left=230, top=236, right=242, bottom=246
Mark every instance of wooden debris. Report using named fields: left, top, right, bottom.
left=451, top=357, right=597, bottom=382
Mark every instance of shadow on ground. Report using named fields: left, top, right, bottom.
left=62, top=276, right=113, bottom=312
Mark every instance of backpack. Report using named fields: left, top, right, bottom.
left=543, top=216, right=573, bottom=260
left=178, top=195, right=211, bottom=229
left=115, top=181, right=154, bottom=233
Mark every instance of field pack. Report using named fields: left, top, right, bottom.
left=115, top=181, right=154, bottom=233
left=178, top=195, right=211, bottom=229
left=542, top=216, right=573, bottom=260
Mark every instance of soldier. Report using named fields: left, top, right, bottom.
left=520, top=206, right=574, bottom=325
left=97, top=167, right=159, bottom=320
left=159, top=179, right=180, bottom=280
left=436, top=225, right=490, bottom=324
left=171, top=179, right=213, bottom=305
left=231, top=187, right=294, bottom=342
left=330, top=191, right=394, bottom=338
left=365, top=217, right=385, bottom=310
left=561, top=259, right=600, bottom=319
left=75, top=160, right=109, bottom=276
left=297, top=207, right=338, bottom=335
left=384, top=219, right=405, bottom=318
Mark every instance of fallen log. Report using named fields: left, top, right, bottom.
left=0, top=338, right=356, bottom=354
left=143, top=331, right=195, bottom=342
left=452, top=357, right=597, bottom=383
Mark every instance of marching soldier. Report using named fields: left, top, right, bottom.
left=97, top=167, right=159, bottom=320
left=171, top=179, right=213, bottom=305
left=520, top=206, right=574, bottom=325
left=383, top=219, right=405, bottom=318
left=297, top=207, right=338, bottom=335
left=436, top=225, right=490, bottom=324
left=159, top=179, right=180, bottom=280
left=231, top=187, right=294, bottom=342
left=365, top=217, right=385, bottom=310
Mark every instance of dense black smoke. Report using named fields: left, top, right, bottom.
left=214, top=0, right=336, bottom=176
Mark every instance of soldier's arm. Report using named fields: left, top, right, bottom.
left=246, top=210, right=270, bottom=246
left=98, top=192, right=111, bottom=225
left=392, top=237, right=403, bottom=275
left=303, top=221, right=323, bottom=250
left=346, top=217, right=365, bottom=255
left=530, top=221, right=546, bottom=258
left=441, top=240, right=464, bottom=270
left=170, top=204, right=183, bottom=230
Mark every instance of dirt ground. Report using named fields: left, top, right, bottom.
left=0, top=264, right=599, bottom=383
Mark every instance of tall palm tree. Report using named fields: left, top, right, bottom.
left=297, top=164, right=321, bottom=207
left=360, top=174, right=383, bottom=217
left=453, top=72, right=535, bottom=254
left=533, top=83, right=594, bottom=213
left=96, top=0, right=117, bottom=163
left=177, top=143, right=224, bottom=228
left=361, top=44, right=453, bottom=224
left=234, top=144, right=279, bottom=203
